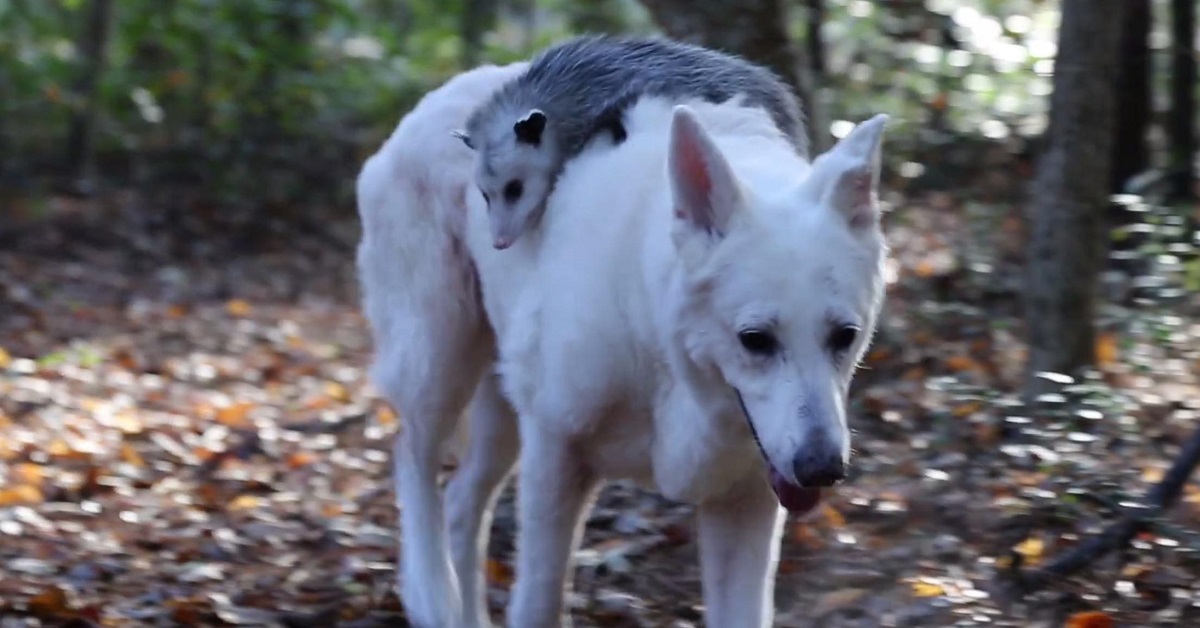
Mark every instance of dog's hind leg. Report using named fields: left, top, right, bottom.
left=375, top=308, right=491, bottom=628
left=696, top=477, right=785, bottom=628
left=506, top=427, right=600, bottom=628
left=445, top=370, right=520, bottom=628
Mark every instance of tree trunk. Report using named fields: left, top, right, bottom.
left=461, top=0, right=499, bottom=68
left=65, top=0, right=116, bottom=191
left=1169, top=0, right=1196, bottom=200
left=804, top=0, right=827, bottom=152
left=1110, top=0, right=1151, bottom=194
left=1024, top=0, right=1127, bottom=396
left=568, top=0, right=627, bottom=34
left=636, top=0, right=812, bottom=143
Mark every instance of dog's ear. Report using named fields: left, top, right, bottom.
left=668, top=105, right=743, bottom=241
left=801, top=114, right=888, bottom=231
left=450, top=129, right=474, bottom=150
left=513, top=109, right=547, bottom=145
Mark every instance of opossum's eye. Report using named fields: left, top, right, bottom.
left=503, top=179, right=523, bottom=203
left=479, top=188, right=491, bottom=205
left=738, top=329, right=778, bottom=357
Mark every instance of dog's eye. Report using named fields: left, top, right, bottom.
left=503, top=179, right=523, bottom=203
left=828, top=325, right=859, bottom=353
left=738, top=329, right=778, bottom=356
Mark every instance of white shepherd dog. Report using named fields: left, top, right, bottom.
left=357, top=64, right=890, bottom=628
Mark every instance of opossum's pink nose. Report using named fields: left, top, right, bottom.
left=493, top=236, right=512, bottom=250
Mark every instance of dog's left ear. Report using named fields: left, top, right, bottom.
left=513, top=109, right=547, bottom=145
left=802, top=114, right=888, bottom=231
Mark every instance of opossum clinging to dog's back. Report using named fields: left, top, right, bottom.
left=457, top=35, right=808, bottom=250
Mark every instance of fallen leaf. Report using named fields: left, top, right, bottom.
left=216, top=402, right=255, bottom=427
left=952, top=400, right=984, bottom=418
left=911, top=579, right=945, bottom=598
left=1095, top=333, right=1119, bottom=368
left=377, top=405, right=399, bottom=427
left=0, top=484, right=43, bottom=506
left=287, top=451, right=316, bottom=469
left=324, top=381, right=350, bottom=403
left=944, top=355, right=980, bottom=373
left=120, top=443, right=145, bottom=467
left=822, top=505, right=846, bottom=528
left=1141, top=467, right=1165, bottom=484
left=0, top=346, right=11, bottom=369
left=226, top=299, right=253, bottom=317
left=1014, top=537, right=1045, bottom=566
left=1065, top=611, right=1114, bottom=628
left=28, top=585, right=70, bottom=618
left=15, top=462, right=46, bottom=484
left=486, top=558, right=513, bottom=588
left=228, top=494, right=264, bottom=511
left=812, top=588, right=870, bottom=617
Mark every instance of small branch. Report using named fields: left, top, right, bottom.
left=1010, top=423, right=1200, bottom=592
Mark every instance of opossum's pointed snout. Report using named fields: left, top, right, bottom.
left=490, top=213, right=525, bottom=250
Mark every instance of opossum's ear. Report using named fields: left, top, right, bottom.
left=799, top=114, right=888, bottom=231
left=450, top=130, right=474, bottom=150
left=513, top=109, right=547, bottom=146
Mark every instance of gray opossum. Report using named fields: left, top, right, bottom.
left=457, top=34, right=808, bottom=249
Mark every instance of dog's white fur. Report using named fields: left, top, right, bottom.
left=357, top=63, right=889, bottom=628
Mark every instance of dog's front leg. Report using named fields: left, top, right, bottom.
left=696, top=476, right=785, bottom=628
left=506, top=427, right=599, bottom=628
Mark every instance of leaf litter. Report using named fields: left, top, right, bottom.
left=1, top=179, right=1199, bottom=626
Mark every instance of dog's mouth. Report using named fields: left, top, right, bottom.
left=733, top=390, right=823, bottom=515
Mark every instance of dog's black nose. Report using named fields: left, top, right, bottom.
left=792, top=446, right=846, bottom=487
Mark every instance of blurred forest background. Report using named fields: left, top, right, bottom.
left=2, top=0, right=1200, bottom=626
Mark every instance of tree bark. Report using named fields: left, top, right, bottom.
left=1169, top=0, right=1196, bottom=200
left=803, top=0, right=827, bottom=152
left=568, top=0, right=627, bottom=34
left=1024, top=0, right=1126, bottom=396
left=461, top=0, right=499, bottom=68
left=636, top=0, right=812, bottom=142
left=65, top=0, right=116, bottom=191
left=1110, top=0, right=1151, bottom=194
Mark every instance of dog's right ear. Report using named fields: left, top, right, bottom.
left=800, top=114, right=888, bottom=232
left=668, top=105, right=743, bottom=241
left=450, top=130, right=474, bottom=150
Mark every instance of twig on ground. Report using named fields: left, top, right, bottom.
left=1008, top=422, right=1200, bottom=593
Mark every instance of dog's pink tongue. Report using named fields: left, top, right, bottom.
left=769, top=468, right=822, bottom=514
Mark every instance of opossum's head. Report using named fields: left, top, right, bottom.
left=456, top=108, right=558, bottom=250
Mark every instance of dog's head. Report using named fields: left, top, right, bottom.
left=667, top=105, right=888, bottom=512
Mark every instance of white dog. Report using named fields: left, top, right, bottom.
left=357, top=65, right=889, bottom=628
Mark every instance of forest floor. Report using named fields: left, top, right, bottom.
left=2, top=170, right=1200, bottom=627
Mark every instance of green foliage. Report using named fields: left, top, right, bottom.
left=1, top=0, right=1060, bottom=206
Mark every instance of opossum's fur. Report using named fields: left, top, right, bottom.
left=460, top=34, right=808, bottom=249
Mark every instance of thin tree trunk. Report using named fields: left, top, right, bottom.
left=636, top=0, right=813, bottom=143
left=461, top=0, right=499, bottom=68
left=65, top=0, right=116, bottom=191
left=568, top=0, right=627, bottom=34
left=1169, top=0, right=1196, bottom=200
left=1024, top=0, right=1127, bottom=397
left=804, top=0, right=827, bottom=152
left=1110, top=0, right=1151, bottom=194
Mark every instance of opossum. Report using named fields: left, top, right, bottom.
left=457, top=34, right=808, bottom=249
